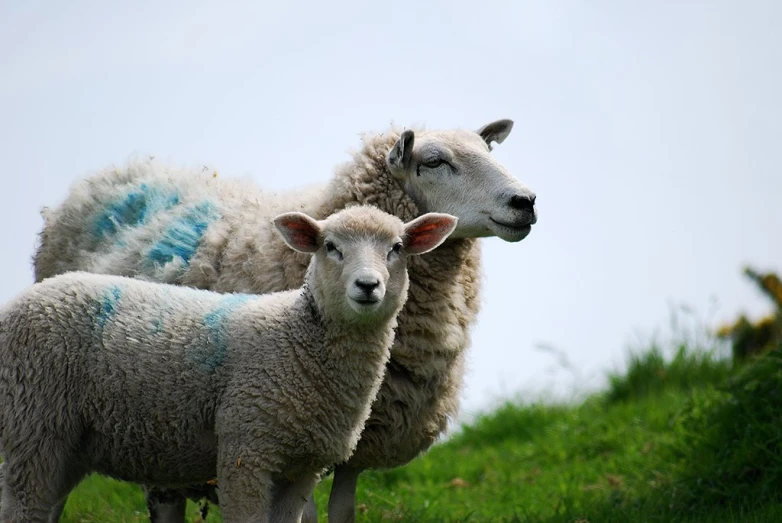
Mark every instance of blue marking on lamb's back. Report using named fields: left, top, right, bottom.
left=93, top=183, right=180, bottom=240
left=96, top=285, right=122, bottom=330
left=145, top=201, right=220, bottom=272
left=191, top=293, right=254, bottom=372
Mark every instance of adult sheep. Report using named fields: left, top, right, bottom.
left=33, top=119, right=538, bottom=522
left=0, top=205, right=458, bottom=523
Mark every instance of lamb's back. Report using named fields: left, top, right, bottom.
left=0, top=271, right=298, bottom=483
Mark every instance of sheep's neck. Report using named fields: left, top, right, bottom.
left=314, top=139, right=479, bottom=378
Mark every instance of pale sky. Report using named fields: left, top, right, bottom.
left=1, top=0, right=780, bottom=421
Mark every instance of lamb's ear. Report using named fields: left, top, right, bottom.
left=272, top=212, right=321, bottom=253
left=387, top=129, right=415, bottom=171
left=476, top=119, right=514, bottom=146
left=403, top=213, right=458, bottom=255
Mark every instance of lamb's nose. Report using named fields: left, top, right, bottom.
left=355, top=279, right=380, bottom=295
left=509, top=193, right=536, bottom=212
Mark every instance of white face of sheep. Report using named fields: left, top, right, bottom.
left=273, top=208, right=458, bottom=324
left=387, top=119, right=537, bottom=242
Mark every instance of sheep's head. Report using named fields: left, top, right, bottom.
left=273, top=205, right=457, bottom=325
left=386, top=119, right=537, bottom=243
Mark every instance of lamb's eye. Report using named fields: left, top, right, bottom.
left=325, top=241, right=342, bottom=260
left=388, top=242, right=403, bottom=260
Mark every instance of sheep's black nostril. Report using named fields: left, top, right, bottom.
left=355, top=280, right=380, bottom=294
left=509, top=194, right=536, bottom=212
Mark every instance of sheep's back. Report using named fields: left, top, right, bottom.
left=35, top=161, right=250, bottom=286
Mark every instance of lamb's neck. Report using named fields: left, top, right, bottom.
left=294, top=287, right=395, bottom=392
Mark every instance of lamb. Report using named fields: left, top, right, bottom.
left=0, top=205, right=458, bottom=523
left=32, top=119, right=538, bottom=522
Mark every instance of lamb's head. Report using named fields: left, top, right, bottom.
left=273, top=205, right=457, bottom=325
left=386, top=119, right=537, bottom=243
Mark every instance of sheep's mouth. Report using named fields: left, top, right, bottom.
left=489, top=217, right=533, bottom=242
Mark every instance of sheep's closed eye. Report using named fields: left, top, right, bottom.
left=421, top=158, right=445, bottom=169
left=325, top=241, right=343, bottom=260
left=417, top=158, right=452, bottom=177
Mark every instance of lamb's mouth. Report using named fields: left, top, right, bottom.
left=349, top=296, right=382, bottom=309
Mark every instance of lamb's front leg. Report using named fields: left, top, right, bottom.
left=217, top=448, right=274, bottom=523
left=271, top=472, right=319, bottom=523
left=301, top=495, right=318, bottom=523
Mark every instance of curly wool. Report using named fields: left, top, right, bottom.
left=33, top=129, right=481, bottom=472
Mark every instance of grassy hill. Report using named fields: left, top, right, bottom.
left=52, top=343, right=782, bottom=522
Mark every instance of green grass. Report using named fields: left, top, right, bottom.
left=45, top=344, right=782, bottom=521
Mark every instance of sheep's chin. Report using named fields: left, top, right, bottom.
left=487, top=219, right=533, bottom=243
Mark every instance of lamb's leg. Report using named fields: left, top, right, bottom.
left=0, top=480, right=26, bottom=523
left=0, top=485, right=54, bottom=523
left=47, top=498, right=67, bottom=523
left=327, top=465, right=362, bottom=523
left=301, top=495, right=318, bottom=523
left=217, top=444, right=274, bottom=523
left=270, top=472, right=319, bottom=523
left=218, top=470, right=273, bottom=523
left=0, top=453, right=85, bottom=523
left=144, top=486, right=187, bottom=523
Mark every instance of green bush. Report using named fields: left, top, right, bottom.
left=668, top=345, right=782, bottom=511
left=718, top=267, right=782, bottom=361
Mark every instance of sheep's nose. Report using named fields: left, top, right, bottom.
left=509, top=193, right=536, bottom=213
left=355, top=278, right=380, bottom=295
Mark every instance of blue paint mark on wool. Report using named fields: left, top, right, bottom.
left=96, top=285, right=122, bottom=330
left=145, top=201, right=220, bottom=272
left=195, top=293, right=254, bottom=372
left=93, top=183, right=181, bottom=240
left=150, top=317, right=163, bottom=335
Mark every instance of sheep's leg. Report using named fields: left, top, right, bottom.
left=270, top=472, right=319, bottom=523
left=327, top=465, right=362, bottom=523
left=301, top=495, right=318, bottom=523
left=144, top=486, right=187, bottom=523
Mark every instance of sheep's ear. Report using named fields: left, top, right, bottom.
left=403, top=213, right=458, bottom=255
left=387, top=129, right=415, bottom=170
left=273, top=212, right=321, bottom=253
left=476, top=119, right=514, bottom=147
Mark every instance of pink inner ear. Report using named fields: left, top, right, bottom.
left=408, top=221, right=448, bottom=250
left=281, top=218, right=317, bottom=248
